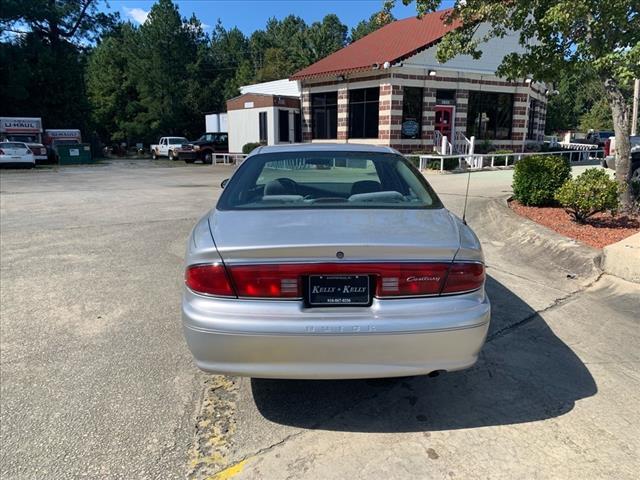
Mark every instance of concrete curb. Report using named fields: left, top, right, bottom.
left=478, top=197, right=603, bottom=286
left=602, top=232, right=640, bottom=284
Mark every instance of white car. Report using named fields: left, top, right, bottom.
left=0, top=142, right=35, bottom=168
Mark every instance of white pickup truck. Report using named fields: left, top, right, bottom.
left=150, top=136, right=189, bottom=160
left=603, top=135, right=640, bottom=182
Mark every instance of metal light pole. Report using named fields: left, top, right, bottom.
left=632, top=78, right=639, bottom=136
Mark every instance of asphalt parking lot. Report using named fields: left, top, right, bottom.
left=1, top=159, right=638, bottom=479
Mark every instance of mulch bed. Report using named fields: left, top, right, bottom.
left=509, top=200, right=640, bottom=249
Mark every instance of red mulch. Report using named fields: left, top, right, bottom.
left=509, top=200, right=640, bottom=249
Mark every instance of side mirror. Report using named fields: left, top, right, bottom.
left=221, top=178, right=229, bottom=189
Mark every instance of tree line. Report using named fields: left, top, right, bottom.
left=0, top=1, right=629, bottom=147
left=0, top=0, right=393, bottom=146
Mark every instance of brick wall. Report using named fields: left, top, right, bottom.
left=299, top=70, right=547, bottom=152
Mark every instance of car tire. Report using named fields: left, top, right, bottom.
left=152, top=150, right=158, bottom=160
left=170, top=150, right=178, bottom=161
left=204, top=152, right=213, bottom=164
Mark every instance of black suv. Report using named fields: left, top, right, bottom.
left=179, top=132, right=229, bottom=164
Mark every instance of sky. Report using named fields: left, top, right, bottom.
left=108, top=0, right=456, bottom=34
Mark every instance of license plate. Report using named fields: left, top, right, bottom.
left=308, top=275, right=370, bottom=306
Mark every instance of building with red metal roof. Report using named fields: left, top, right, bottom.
left=287, top=9, right=547, bottom=155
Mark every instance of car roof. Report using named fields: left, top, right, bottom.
left=251, top=143, right=399, bottom=155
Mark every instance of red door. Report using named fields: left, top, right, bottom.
left=434, top=106, right=454, bottom=139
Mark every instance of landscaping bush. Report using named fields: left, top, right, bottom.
left=475, top=139, right=493, bottom=154
left=242, top=142, right=263, bottom=154
left=405, top=155, right=420, bottom=168
left=512, top=155, right=572, bottom=206
left=555, top=168, right=620, bottom=223
left=483, top=149, right=514, bottom=167
left=426, top=157, right=460, bottom=170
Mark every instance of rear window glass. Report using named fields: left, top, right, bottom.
left=217, top=151, right=442, bottom=210
left=1, top=142, right=27, bottom=149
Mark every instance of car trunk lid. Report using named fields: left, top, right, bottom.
left=209, top=208, right=460, bottom=263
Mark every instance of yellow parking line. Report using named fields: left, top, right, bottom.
left=206, top=459, right=247, bottom=480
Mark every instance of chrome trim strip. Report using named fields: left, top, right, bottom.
left=183, top=318, right=490, bottom=337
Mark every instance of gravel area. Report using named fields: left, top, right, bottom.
left=509, top=200, right=640, bottom=249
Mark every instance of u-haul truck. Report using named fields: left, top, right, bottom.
left=0, top=117, right=48, bottom=163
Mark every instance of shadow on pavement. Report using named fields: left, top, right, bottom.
left=251, top=276, right=597, bottom=432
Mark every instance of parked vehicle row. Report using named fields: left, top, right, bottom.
left=0, top=118, right=85, bottom=166
left=0, top=117, right=48, bottom=163
left=150, top=132, right=229, bottom=163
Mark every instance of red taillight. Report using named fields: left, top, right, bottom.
left=604, top=139, right=611, bottom=156
left=229, top=265, right=301, bottom=298
left=185, top=264, right=236, bottom=297
left=442, top=263, right=485, bottom=294
left=185, top=262, right=484, bottom=299
left=374, top=263, right=450, bottom=297
left=210, top=262, right=483, bottom=299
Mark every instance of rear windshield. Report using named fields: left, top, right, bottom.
left=217, top=151, right=442, bottom=210
left=6, top=135, right=37, bottom=143
left=1, top=142, right=27, bottom=149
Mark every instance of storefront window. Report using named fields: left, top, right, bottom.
left=401, top=87, right=423, bottom=139
left=311, top=92, right=338, bottom=139
left=348, top=87, right=379, bottom=139
left=466, top=92, right=514, bottom=140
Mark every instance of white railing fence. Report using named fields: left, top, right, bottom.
left=433, top=130, right=454, bottom=155
left=418, top=149, right=604, bottom=172
left=208, top=153, right=248, bottom=166
left=454, top=131, right=475, bottom=156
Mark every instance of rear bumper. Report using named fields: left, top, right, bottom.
left=182, top=288, right=490, bottom=379
left=0, top=157, right=35, bottom=167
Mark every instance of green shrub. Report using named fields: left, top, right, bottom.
left=512, top=155, right=572, bottom=206
left=426, top=157, right=460, bottom=170
left=242, top=142, right=263, bottom=154
left=555, top=168, right=620, bottom=223
left=405, top=155, right=420, bottom=168
left=484, top=149, right=514, bottom=167
left=475, top=139, right=493, bottom=154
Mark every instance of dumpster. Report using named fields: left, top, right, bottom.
left=56, top=143, right=93, bottom=164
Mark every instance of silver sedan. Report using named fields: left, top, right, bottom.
left=182, top=144, right=490, bottom=379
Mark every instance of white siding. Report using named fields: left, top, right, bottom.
left=240, top=79, right=301, bottom=97
left=228, top=107, right=270, bottom=153
left=228, top=107, right=299, bottom=152
left=205, top=113, right=228, bottom=132
left=402, top=24, right=529, bottom=74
